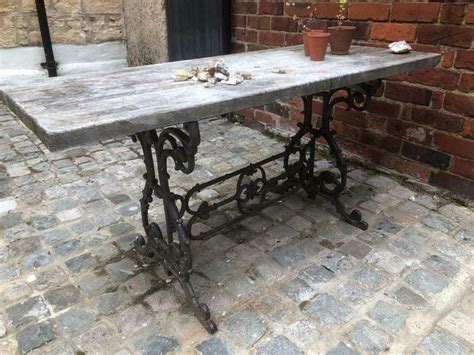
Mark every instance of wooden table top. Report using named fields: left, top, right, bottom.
left=1, top=45, right=440, bottom=151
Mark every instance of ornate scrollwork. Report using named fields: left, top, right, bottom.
left=236, top=166, right=267, bottom=213
left=132, top=81, right=380, bottom=333
left=134, top=123, right=217, bottom=334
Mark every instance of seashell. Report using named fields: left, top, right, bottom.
left=223, top=73, right=244, bottom=85
left=239, top=71, right=252, bottom=80
left=208, top=59, right=229, bottom=76
left=172, top=70, right=193, bottom=81
left=214, top=72, right=228, bottom=81
left=208, top=77, right=218, bottom=85
left=389, top=41, right=412, bottom=54
left=190, top=67, right=200, bottom=76
left=197, top=72, right=211, bottom=82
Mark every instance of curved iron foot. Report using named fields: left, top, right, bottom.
left=316, top=191, right=368, bottom=230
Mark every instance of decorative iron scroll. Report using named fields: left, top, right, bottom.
left=132, top=80, right=381, bottom=334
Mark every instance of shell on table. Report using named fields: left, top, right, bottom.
left=388, top=41, right=412, bottom=54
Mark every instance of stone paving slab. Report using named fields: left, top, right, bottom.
left=0, top=103, right=473, bottom=354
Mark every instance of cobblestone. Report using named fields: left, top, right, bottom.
left=420, top=329, right=468, bottom=355
left=405, top=269, right=448, bottom=294
left=222, top=309, right=267, bottom=347
left=256, top=335, right=303, bottom=355
left=306, top=293, right=352, bottom=325
left=368, top=300, right=408, bottom=331
left=16, top=320, right=56, bottom=353
left=347, top=320, right=392, bottom=354
left=0, top=108, right=473, bottom=354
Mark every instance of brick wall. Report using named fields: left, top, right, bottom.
left=0, top=0, right=124, bottom=47
left=232, top=0, right=474, bottom=198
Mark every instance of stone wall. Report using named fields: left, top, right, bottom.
left=0, top=0, right=124, bottom=48
left=122, top=0, right=168, bottom=66
left=232, top=0, right=474, bottom=198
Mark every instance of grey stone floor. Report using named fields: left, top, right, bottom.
left=0, top=102, right=473, bottom=355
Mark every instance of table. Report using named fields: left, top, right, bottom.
left=1, top=45, right=440, bottom=333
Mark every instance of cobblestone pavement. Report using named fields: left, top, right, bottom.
left=0, top=102, right=473, bottom=355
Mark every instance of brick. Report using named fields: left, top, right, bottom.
left=259, top=31, right=285, bottom=47
left=466, top=5, right=474, bottom=25
left=255, top=109, right=275, bottom=126
left=430, top=91, right=444, bottom=110
left=315, top=3, right=343, bottom=20
left=259, top=1, right=284, bottom=16
left=333, top=106, right=368, bottom=127
left=341, top=21, right=370, bottom=41
left=271, top=17, right=297, bottom=32
left=237, top=108, right=254, bottom=120
left=458, top=73, right=474, bottom=93
left=418, top=25, right=474, bottom=48
left=385, top=73, right=407, bottom=82
left=463, top=120, right=474, bottom=139
left=349, top=3, right=390, bottom=22
left=248, top=15, right=271, bottom=30
left=407, top=68, right=459, bottom=91
left=234, top=28, right=258, bottom=43
left=385, top=83, right=432, bottom=106
left=360, top=131, right=401, bottom=154
left=333, top=121, right=361, bottom=141
left=386, top=119, right=432, bottom=145
left=233, top=2, right=258, bottom=15
left=454, top=50, right=474, bottom=70
left=451, top=157, right=474, bottom=180
left=391, top=3, right=440, bottom=23
left=247, top=43, right=268, bottom=51
left=265, top=101, right=290, bottom=118
left=286, top=33, right=303, bottom=46
left=385, top=154, right=432, bottom=181
left=369, top=116, right=386, bottom=132
left=443, top=93, right=474, bottom=117
left=371, top=23, right=417, bottom=42
left=232, top=42, right=246, bottom=53
left=440, top=4, right=466, bottom=25
left=441, top=50, right=455, bottom=68
left=401, top=142, right=451, bottom=170
left=412, top=107, right=464, bottom=134
left=285, top=2, right=312, bottom=18
left=232, top=14, right=247, bottom=28
left=430, top=171, right=474, bottom=198
left=434, top=132, right=474, bottom=160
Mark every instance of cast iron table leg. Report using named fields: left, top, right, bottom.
left=301, top=80, right=382, bottom=230
left=132, top=123, right=218, bottom=334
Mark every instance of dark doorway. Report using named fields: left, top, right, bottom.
left=166, top=0, right=232, bottom=61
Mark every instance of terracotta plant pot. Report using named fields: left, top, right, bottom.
left=307, top=32, right=330, bottom=61
left=328, top=26, right=356, bottom=55
left=303, top=29, right=323, bottom=56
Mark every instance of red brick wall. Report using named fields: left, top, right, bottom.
left=232, top=1, right=474, bottom=198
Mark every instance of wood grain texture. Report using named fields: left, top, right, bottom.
left=1, top=45, right=440, bottom=151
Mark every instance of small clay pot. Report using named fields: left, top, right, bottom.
left=328, top=26, right=356, bottom=55
left=303, top=29, right=323, bottom=56
left=307, top=32, right=330, bottom=61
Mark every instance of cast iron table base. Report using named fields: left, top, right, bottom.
left=132, top=80, right=381, bottom=334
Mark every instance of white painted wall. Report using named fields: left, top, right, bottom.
left=0, top=41, right=127, bottom=84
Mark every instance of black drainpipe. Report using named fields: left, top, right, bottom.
left=35, top=0, right=57, bottom=77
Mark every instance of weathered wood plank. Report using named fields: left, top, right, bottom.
left=1, top=45, right=440, bottom=151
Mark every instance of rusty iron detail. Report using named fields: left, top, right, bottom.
left=132, top=80, right=381, bottom=333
